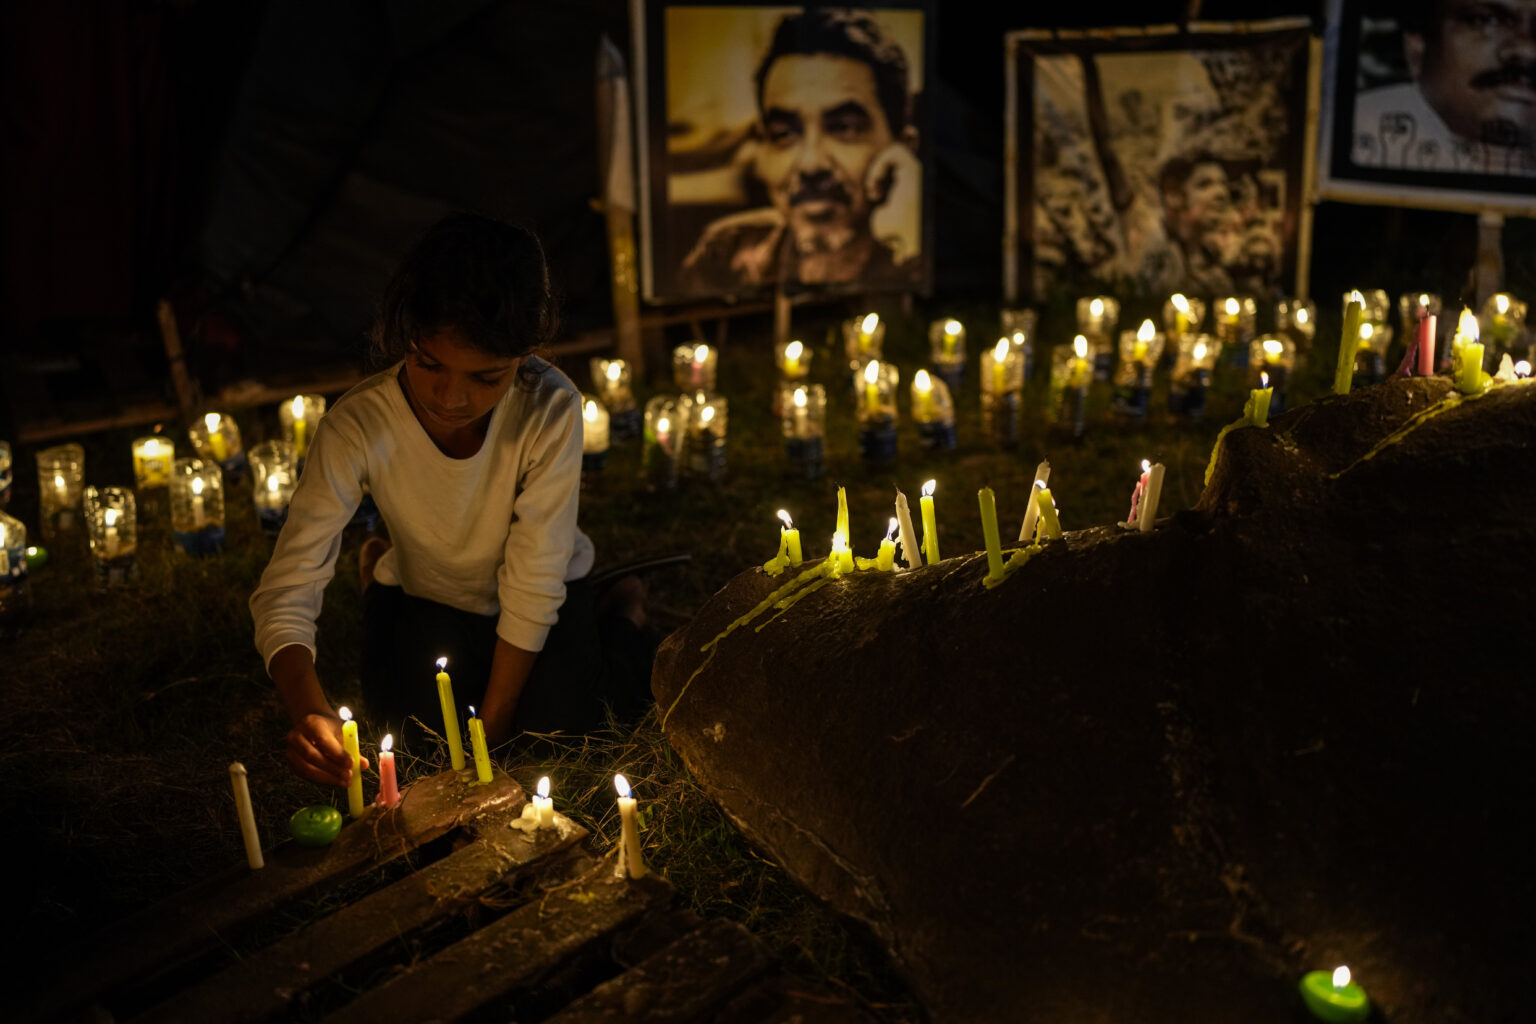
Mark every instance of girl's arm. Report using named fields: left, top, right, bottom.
left=479, top=637, right=537, bottom=746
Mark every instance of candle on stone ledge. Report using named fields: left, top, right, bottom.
left=377, top=733, right=399, bottom=807
left=1017, top=461, right=1050, bottom=541
left=1033, top=483, right=1063, bottom=542
left=1452, top=307, right=1488, bottom=394
left=229, top=762, right=264, bottom=870
left=1246, top=371, right=1273, bottom=428
left=1299, top=965, right=1370, bottom=1022
left=614, top=773, right=648, bottom=878
left=978, top=487, right=1004, bottom=583
left=876, top=517, right=897, bottom=572
left=535, top=775, right=554, bottom=827
left=1335, top=291, right=1365, bottom=395
left=467, top=706, right=493, bottom=785
left=919, top=479, right=940, bottom=565
left=339, top=706, right=365, bottom=818
left=779, top=509, right=803, bottom=565
left=1418, top=314, right=1438, bottom=378
left=435, top=657, right=466, bottom=771
left=894, top=487, right=919, bottom=570
left=1138, top=463, right=1165, bottom=534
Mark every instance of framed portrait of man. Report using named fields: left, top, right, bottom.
left=631, top=1, right=934, bottom=303
left=1318, top=0, right=1536, bottom=212
left=1005, top=21, right=1313, bottom=304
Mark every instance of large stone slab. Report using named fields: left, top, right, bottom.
left=654, top=378, right=1536, bottom=1023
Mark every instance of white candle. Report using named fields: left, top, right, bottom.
left=894, top=487, right=919, bottom=571
left=614, top=773, right=647, bottom=878
left=535, top=775, right=554, bottom=828
left=229, top=762, right=264, bottom=870
left=792, top=386, right=809, bottom=439
left=102, top=507, right=121, bottom=560
left=1017, top=461, right=1051, bottom=541
left=190, top=476, right=207, bottom=530
left=1139, top=463, right=1166, bottom=534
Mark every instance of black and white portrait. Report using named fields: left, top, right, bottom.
left=635, top=3, right=931, bottom=302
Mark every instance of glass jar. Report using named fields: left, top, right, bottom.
left=0, top=439, right=11, bottom=507
left=83, top=486, right=138, bottom=588
left=1169, top=334, right=1221, bottom=421
left=249, top=440, right=298, bottom=536
left=1050, top=337, right=1094, bottom=437
left=1076, top=295, right=1119, bottom=380
left=589, top=357, right=640, bottom=439
left=0, top=506, right=31, bottom=621
left=684, top=393, right=728, bottom=482
left=928, top=319, right=967, bottom=391
left=672, top=343, right=718, bottom=394
left=1163, top=293, right=1206, bottom=341
left=170, top=458, right=226, bottom=555
left=642, top=396, right=683, bottom=492
left=36, top=443, right=85, bottom=538
left=780, top=383, right=826, bottom=480
left=1113, top=321, right=1165, bottom=420
left=981, top=338, right=1023, bottom=447
left=842, top=313, right=885, bottom=370
left=581, top=395, right=610, bottom=473
left=279, top=394, right=326, bottom=460
left=1275, top=296, right=1317, bottom=352
left=856, top=359, right=899, bottom=462
left=131, top=435, right=176, bottom=489
left=909, top=370, right=956, bottom=451
left=1212, top=295, right=1258, bottom=351
left=188, top=411, right=245, bottom=472
left=775, top=339, right=812, bottom=383
left=1480, top=292, right=1529, bottom=365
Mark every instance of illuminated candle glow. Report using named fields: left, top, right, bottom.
left=863, top=358, right=882, bottom=415
left=1017, top=461, right=1051, bottom=541
left=1033, top=484, right=1062, bottom=542
left=340, top=706, right=365, bottom=818
left=1298, top=965, right=1370, bottom=1023
left=290, top=396, right=309, bottom=458
left=614, top=773, right=648, bottom=878
left=1139, top=463, right=1165, bottom=534
left=204, top=412, right=229, bottom=462
left=1127, top=460, right=1151, bottom=526
left=1247, top=371, right=1273, bottom=428
left=779, top=509, right=802, bottom=565
left=876, top=518, right=897, bottom=572
left=467, top=706, right=493, bottom=785
left=912, top=369, right=936, bottom=421
left=783, top=339, right=803, bottom=377
left=377, top=733, right=399, bottom=807
left=535, top=775, right=554, bottom=827
left=435, top=657, right=466, bottom=771
left=1452, top=307, right=1487, bottom=394
left=919, top=479, right=940, bottom=565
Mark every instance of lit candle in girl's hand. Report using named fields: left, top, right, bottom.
left=614, top=774, right=648, bottom=878
left=339, top=706, right=365, bottom=818
left=435, top=658, right=465, bottom=771
left=467, top=706, right=493, bottom=785
left=1299, top=965, right=1370, bottom=1022
left=376, top=734, right=399, bottom=807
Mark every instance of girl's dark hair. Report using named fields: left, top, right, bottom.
left=370, top=213, right=558, bottom=378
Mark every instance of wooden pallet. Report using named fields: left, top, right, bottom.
left=24, top=768, right=876, bottom=1024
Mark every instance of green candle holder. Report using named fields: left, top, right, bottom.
left=1299, top=968, right=1370, bottom=1023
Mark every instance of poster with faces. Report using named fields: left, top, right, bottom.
left=632, top=2, right=933, bottom=302
left=1317, top=0, right=1536, bottom=212
left=1004, top=21, right=1313, bottom=304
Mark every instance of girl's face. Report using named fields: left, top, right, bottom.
left=400, top=329, right=519, bottom=436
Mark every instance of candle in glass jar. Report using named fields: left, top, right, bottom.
left=204, top=412, right=229, bottom=462
left=132, top=436, right=175, bottom=489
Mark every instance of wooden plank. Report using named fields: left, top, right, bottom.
left=133, top=800, right=582, bottom=1024
left=545, top=918, right=773, bottom=1024
left=30, top=770, right=522, bottom=1023
left=324, top=857, right=673, bottom=1024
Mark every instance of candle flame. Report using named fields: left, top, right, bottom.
left=614, top=773, right=632, bottom=798
left=914, top=369, right=931, bottom=392
left=436, top=656, right=448, bottom=670
left=339, top=706, right=352, bottom=722
left=944, top=318, right=962, bottom=336
left=537, top=775, right=550, bottom=798
left=468, top=705, right=476, bottom=717
left=785, top=339, right=803, bottom=360
left=1420, top=293, right=1431, bottom=307
left=191, top=476, right=205, bottom=496
left=104, top=508, right=120, bottom=527
left=1171, top=293, right=1189, bottom=314
left=656, top=415, right=670, bottom=434
left=1495, top=293, right=1510, bottom=315
left=1089, top=298, right=1104, bottom=317
left=55, top=474, right=65, bottom=490
left=886, top=517, right=898, bottom=541
left=584, top=399, right=598, bottom=422
left=860, top=312, right=879, bottom=335
left=1263, top=338, right=1284, bottom=358
left=922, top=479, right=936, bottom=497
left=832, top=531, right=849, bottom=551
left=204, top=412, right=221, bottom=432
left=381, top=733, right=393, bottom=752
left=291, top=395, right=305, bottom=418
left=1034, top=479, right=1046, bottom=490
left=693, top=344, right=708, bottom=363
left=793, top=386, right=807, bottom=408
left=1458, top=306, right=1479, bottom=341
left=1194, top=341, right=1208, bottom=361
left=1349, top=289, right=1364, bottom=305
left=1516, top=360, right=1531, bottom=378
left=700, top=405, right=716, bottom=424
left=1225, top=297, right=1239, bottom=316
left=1138, top=319, right=1155, bottom=343
left=863, top=359, right=880, bottom=384
left=606, top=359, right=623, bottom=382
left=1073, top=335, right=1088, bottom=359
left=1141, top=459, right=1151, bottom=473
left=1261, top=371, right=1270, bottom=388
left=1332, top=966, right=1351, bottom=988
left=1012, top=330, right=1025, bottom=345
left=993, top=338, right=1009, bottom=361
left=267, top=475, right=280, bottom=493
left=1360, top=322, right=1374, bottom=340
left=1296, top=307, right=1309, bottom=324
left=777, top=509, right=793, bottom=529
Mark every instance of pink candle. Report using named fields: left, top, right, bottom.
left=1127, top=459, right=1151, bottom=526
left=1418, top=314, right=1436, bottom=377
left=376, top=733, right=399, bottom=807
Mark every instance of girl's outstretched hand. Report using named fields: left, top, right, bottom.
left=287, top=712, right=369, bottom=787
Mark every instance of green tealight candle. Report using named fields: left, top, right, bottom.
left=1299, top=966, right=1370, bottom=1023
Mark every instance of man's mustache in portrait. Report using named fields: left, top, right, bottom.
left=790, top=175, right=853, bottom=208
left=1468, top=61, right=1536, bottom=92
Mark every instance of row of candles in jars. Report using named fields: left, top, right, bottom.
left=228, top=661, right=647, bottom=881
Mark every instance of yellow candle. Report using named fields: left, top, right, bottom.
left=1171, top=293, right=1191, bottom=335
left=876, top=518, right=897, bottom=571
left=132, top=436, right=174, bottom=488
left=832, top=531, right=854, bottom=573
left=1134, top=319, right=1155, bottom=363
left=228, top=762, right=264, bottom=869
left=1247, top=371, right=1274, bottom=428
left=913, top=369, right=936, bottom=421
left=1070, top=335, right=1090, bottom=389
left=339, top=706, right=365, bottom=818
left=290, top=396, right=309, bottom=458
left=534, top=775, right=554, bottom=827
left=434, top=657, right=466, bottom=771
left=1451, top=308, right=1487, bottom=395
left=1017, top=461, right=1051, bottom=541
left=1034, top=486, right=1062, bottom=542
left=991, top=338, right=1010, bottom=394
left=836, top=486, right=849, bottom=544
left=978, top=487, right=1004, bottom=582
left=919, top=479, right=940, bottom=565
left=943, top=318, right=962, bottom=356
left=863, top=358, right=881, bottom=415
left=614, top=773, right=648, bottom=878
left=204, top=413, right=229, bottom=462
left=467, top=708, right=493, bottom=784
left=779, top=509, right=802, bottom=565
left=783, top=339, right=803, bottom=377
left=1335, top=292, right=1364, bottom=395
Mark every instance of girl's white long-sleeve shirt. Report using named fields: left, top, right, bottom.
left=249, top=358, right=595, bottom=670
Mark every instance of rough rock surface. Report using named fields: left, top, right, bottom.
left=653, top=377, right=1536, bottom=1023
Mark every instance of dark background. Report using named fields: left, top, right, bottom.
left=2, top=0, right=1531, bottom=441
